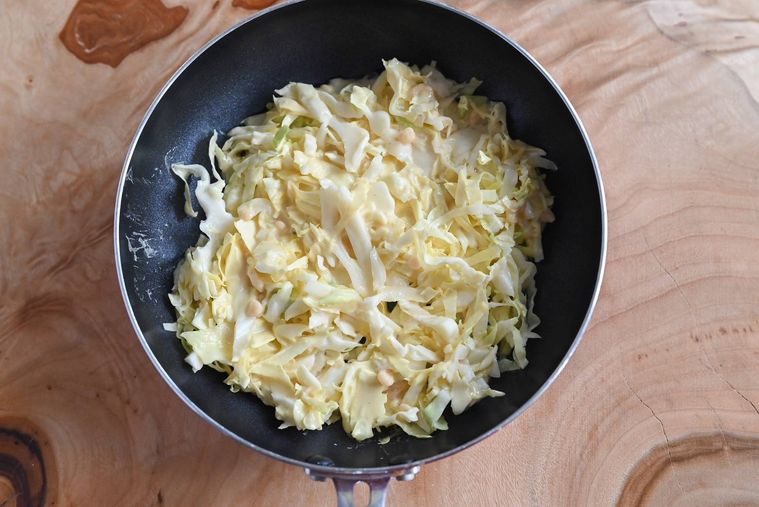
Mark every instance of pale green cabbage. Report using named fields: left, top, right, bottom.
left=169, top=59, right=554, bottom=441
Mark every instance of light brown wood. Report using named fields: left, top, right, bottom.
left=1, top=0, right=758, bottom=505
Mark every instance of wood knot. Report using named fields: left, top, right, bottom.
left=0, top=421, right=54, bottom=507
left=618, top=433, right=759, bottom=506
left=58, top=0, right=188, bottom=67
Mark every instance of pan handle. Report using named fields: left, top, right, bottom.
left=306, top=466, right=421, bottom=507
left=333, top=477, right=389, bottom=507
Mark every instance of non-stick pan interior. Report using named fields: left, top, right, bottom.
left=117, top=0, right=603, bottom=470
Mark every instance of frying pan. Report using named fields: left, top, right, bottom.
left=114, top=0, right=606, bottom=504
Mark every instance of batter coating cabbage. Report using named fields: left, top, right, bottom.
left=168, top=59, right=554, bottom=441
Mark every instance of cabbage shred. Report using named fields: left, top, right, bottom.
left=169, top=59, right=554, bottom=441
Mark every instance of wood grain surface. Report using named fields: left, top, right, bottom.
left=1, top=0, right=758, bottom=505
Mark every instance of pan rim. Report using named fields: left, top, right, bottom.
left=113, top=0, right=608, bottom=476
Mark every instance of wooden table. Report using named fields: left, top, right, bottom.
left=2, top=0, right=758, bottom=505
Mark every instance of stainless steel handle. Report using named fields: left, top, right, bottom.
left=306, top=466, right=421, bottom=507
left=333, top=476, right=390, bottom=507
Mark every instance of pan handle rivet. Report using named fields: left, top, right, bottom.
left=396, top=466, right=421, bottom=482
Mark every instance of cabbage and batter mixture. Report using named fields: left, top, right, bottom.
left=168, top=59, right=554, bottom=441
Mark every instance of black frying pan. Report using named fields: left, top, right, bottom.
left=115, top=0, right=606, bottom=504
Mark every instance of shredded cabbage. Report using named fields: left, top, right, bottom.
left=168, top=59, right=554, bottom=441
